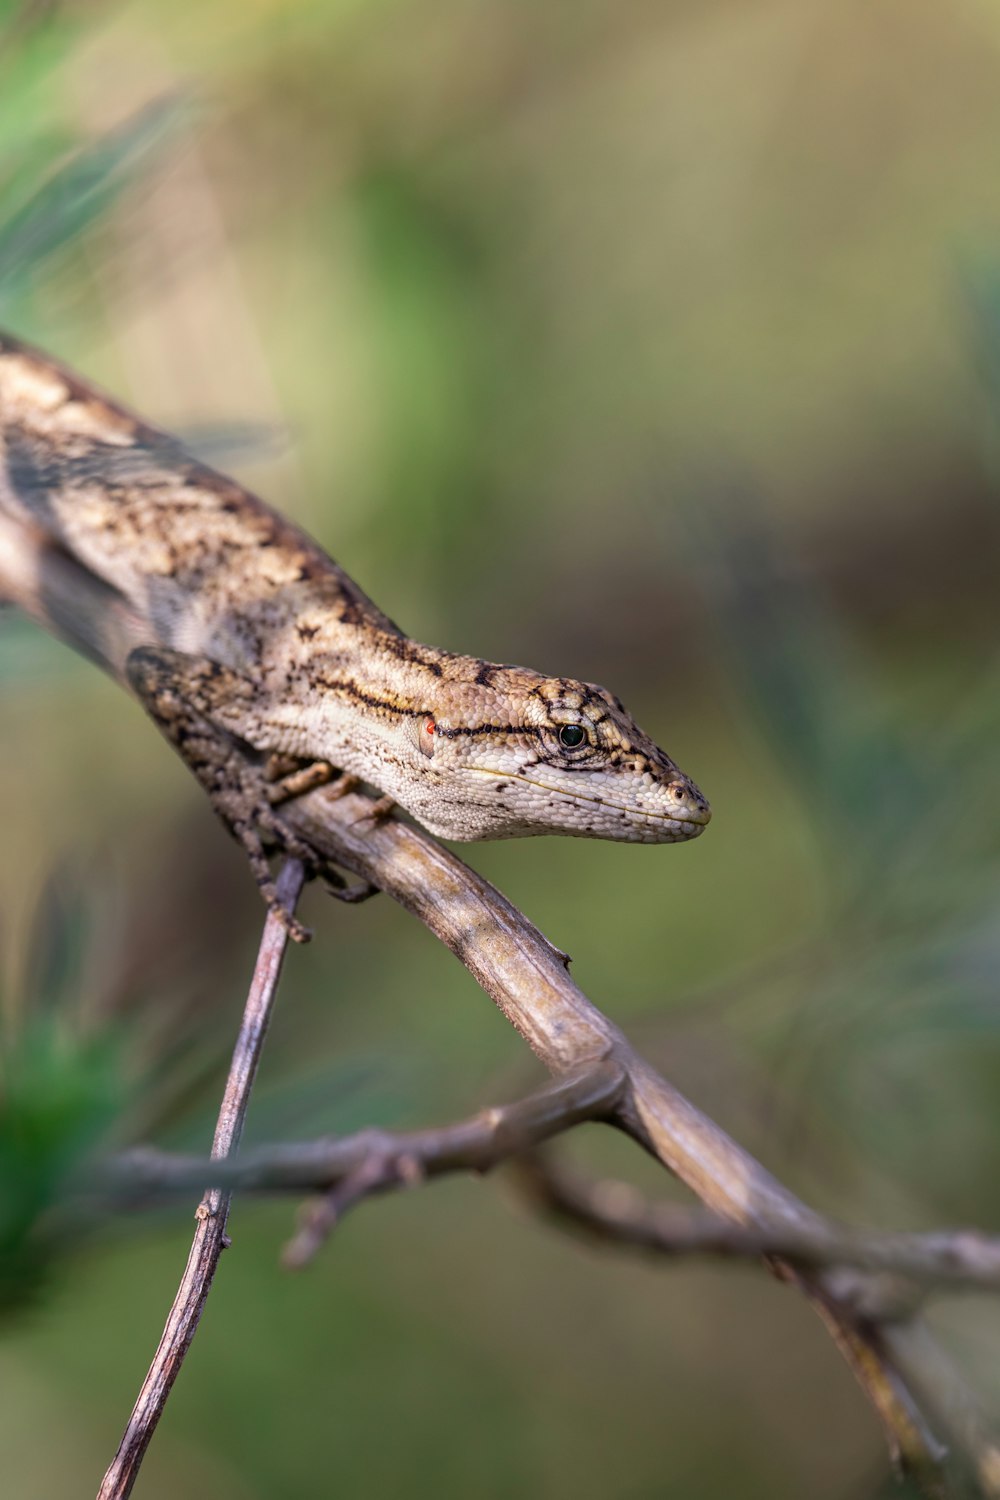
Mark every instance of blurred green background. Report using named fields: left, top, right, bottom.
left=2, top=0, right=1000, bottom=1495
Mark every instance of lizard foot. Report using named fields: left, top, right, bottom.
left=321, top=869, right=381, bottom=904
left=262, top=762, right=381, bottom=907
left=227, top=795, right=316, bottom=943
left=263, top=762, right=380, bottom=905
left=351, top=792, right=396, bottom=829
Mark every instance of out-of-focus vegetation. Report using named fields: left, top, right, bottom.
left=1, top=1, right=999, bottom=1495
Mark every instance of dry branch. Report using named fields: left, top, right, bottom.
left=96, top=859, right=305, bottom=1500
left=512, top=1154, right=1000, bottom=1303
left=106, top=1063, right=626, bottom=1203
left=280, top=782, right=1000, bottom=1489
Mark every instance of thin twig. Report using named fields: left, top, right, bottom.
left=96, top=858, right=305, bottom=1500
left=510, top=1154, right=1000, bottom=1306
left=106, top=1064, right=625, bottom=1199
left=278, top=1063, right=625, bottom=1267
left=283, top=1153, right=420, bottom=1268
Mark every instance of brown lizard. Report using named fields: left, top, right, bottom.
left=0, top=331, right=710, bottom=936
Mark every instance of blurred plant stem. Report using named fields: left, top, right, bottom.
left=97, top=859, right=305, bottom=1500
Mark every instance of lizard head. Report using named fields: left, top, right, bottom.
left=399, top=662, right=711, bottom=844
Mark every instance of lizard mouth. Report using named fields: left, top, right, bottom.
left=470, top=768, right=711, bottom=834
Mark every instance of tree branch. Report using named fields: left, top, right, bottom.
left=96, top=859, right=305, bottom=1500
left=105, top=1064, right=625, bottom=1201
left=278, top=782, right=1000, bottom=1491
left=510, top=1153, right=1000, bottom=1303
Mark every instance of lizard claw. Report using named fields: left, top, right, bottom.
left=271, top=901, right=313, bottom=944
left=351, top=793, right=396, bottom=828
left=324, top=874, right=381, bottom=904
left=229, top=809, right=315, bottom=941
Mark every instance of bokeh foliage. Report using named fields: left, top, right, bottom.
left=1, top=1, right=999, bottom=1496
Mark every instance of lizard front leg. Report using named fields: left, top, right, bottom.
left=126, top=645, right=327, bottom=941
left=265, top=761, right=381, bottom=903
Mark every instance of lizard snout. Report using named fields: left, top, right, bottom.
left=665, top=779, right=712, bottom=826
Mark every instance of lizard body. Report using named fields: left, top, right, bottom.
left=0, top=332, right=709, bottom=927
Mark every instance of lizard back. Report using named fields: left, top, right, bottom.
left=0, top=332, right=401, bottom=671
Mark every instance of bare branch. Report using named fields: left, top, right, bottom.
left=106, top=1064, right=625, bottom=1201
left=279, top=784, right=1000, bottom=1490
left=96, top=859, right=305, bottom=1500
left=510, top=1154, right=1000, bottom=1302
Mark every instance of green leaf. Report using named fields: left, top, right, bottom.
left=0, top=95, right=184, bottom=299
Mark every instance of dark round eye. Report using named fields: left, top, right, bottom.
left=558, top=724, right=586, bottom=749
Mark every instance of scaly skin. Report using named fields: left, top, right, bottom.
left=0, top=332, right=709, bottom=923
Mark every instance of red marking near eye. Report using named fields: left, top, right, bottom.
left=425, top=718, right=436, bottom=735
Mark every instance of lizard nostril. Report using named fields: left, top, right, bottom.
left=666, top=781, right=711, bottom=823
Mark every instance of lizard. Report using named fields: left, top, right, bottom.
left=0, top=330, right=710, bottom=937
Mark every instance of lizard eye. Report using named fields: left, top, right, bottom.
left=557, top=724, right=586, bottom=749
